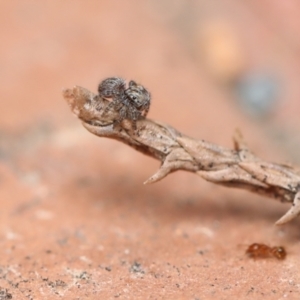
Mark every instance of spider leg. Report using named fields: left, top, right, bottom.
left=116, top=106, right=127, bottom=123
left=113, top=104, right=139, bottom=130
left=103, top=101, right=115, bottom=115
left=103, top=97, right=124, bottom=115
left=129, top=106, right=141, bottom=130
left=142, top=104, right=150, bottom=117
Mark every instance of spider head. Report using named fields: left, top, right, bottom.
left=125, top=80, right=150, bottom=109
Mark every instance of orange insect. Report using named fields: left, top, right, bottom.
left=246, top=243, right=286, bottom=260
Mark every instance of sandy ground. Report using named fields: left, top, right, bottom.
left=1, top=1, right=300, bottom=299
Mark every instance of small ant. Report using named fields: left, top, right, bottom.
left=246, top=243, right=286, bottom=260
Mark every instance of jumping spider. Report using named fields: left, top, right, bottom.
left=98, top=77, right=151, bottom=130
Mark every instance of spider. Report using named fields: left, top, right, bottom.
left=98, top=77, right=151, bottom=129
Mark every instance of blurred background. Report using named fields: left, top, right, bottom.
left=1, top=1, right=300, bottom=298
left=1, top=0, right=300, bottom=160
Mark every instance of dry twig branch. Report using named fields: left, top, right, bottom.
left=63, top=84, right=300, bottom=225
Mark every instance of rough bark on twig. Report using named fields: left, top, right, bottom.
left=63, top=85, right=300, bottom=225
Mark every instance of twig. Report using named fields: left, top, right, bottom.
left=63, top=85, right=300, bottom=225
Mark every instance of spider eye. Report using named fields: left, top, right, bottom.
left=131, top=95, right=137, bottom=100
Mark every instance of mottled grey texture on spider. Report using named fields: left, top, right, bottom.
left=98, top=77, right=151, bottom=129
